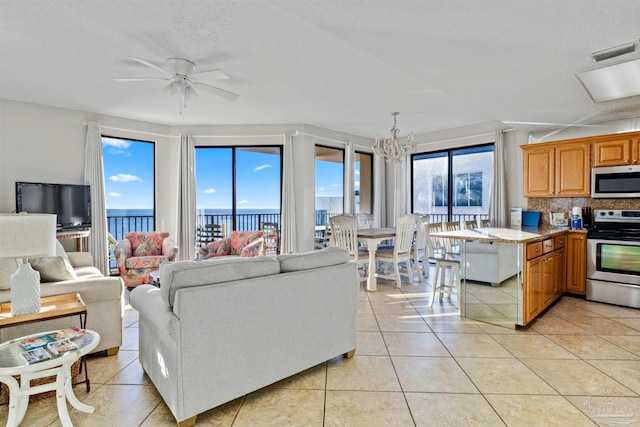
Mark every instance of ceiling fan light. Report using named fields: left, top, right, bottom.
left=185, top=84, right=197, bottom=100
left=163, top=80, right=182, bottom=98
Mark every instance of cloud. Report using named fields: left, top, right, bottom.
left=317, top=187, right=325, bottom=191
left=239, top=199, right=249, bottom=204
left=102, top=138, right=132, bottom=155
left=102, top=138, right=132, bottom=149
left=355, top=170, right=360, bottom=175
left=253, top=164, right=272, bottom=172
left=108, top=192, right=122, bottom=197
left=203, top=188, right=217, bottom=194
left=109, top=173, right=143, bottom=183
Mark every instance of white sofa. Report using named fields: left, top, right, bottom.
left=0, top=243, right=125, bottom=355
left=130, top=246, right=357, bottom=427
left=463, top=241, right=520, bottom=285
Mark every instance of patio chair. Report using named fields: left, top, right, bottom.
left=260, top=222, right=279, bottom=255
left=196, top=223, right=226, bottom=248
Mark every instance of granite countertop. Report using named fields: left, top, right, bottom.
left=430, top=226, right=577, bottom=244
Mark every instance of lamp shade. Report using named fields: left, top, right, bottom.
left=0, top=213, right=57, bottom=258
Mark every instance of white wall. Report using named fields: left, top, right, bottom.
left=1, top=98, right=528, bottom=254
left=0, top=99, right=176, bottom=237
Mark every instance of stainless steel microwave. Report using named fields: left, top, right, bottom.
left=592, top=165, right=640, bottom=198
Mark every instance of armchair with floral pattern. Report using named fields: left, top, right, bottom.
left=198, top=230, right=264, bottom=259
left=114, top=231, right=179, bottom=287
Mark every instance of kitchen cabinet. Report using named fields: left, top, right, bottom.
left=522, top=141, right=590, bottom=197
left=592, top=136, right=640, bottom=167
left=566, top=231, right=587, bottom=295
left=524, top=235, right=566, bottom=325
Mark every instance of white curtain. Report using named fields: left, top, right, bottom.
left=281, top=133, right=298, bottom=253
left=392, top=154, right=411, bottom=225
left=344, top=141, right=355, bottom=214
left=83, top=121, right=109, bottom=275
left=373, top=153, right=386, bottom=227
left=177, top=134, right=196, bottom=260
left=489, top=129, right=507, bottom=226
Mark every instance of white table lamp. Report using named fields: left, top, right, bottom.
left=0, top=213, right=57, bottom=315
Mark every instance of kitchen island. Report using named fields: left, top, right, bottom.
left=430, top=226, right=570, bottom=328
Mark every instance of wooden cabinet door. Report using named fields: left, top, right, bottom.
left=525, top=257, right=544, bottom=324
left=593, top=138, right=633, bottom=167
left=523, top=146, right=555, bottom=197
left=566, top=232, right=586, bottom=294
left=555, top=142, right=591, bottom=196
left=542, top=254, right=556, bottom=307
left=554, top=248, right=566, bottom=299
left=632, top=138, right=640, bottom=165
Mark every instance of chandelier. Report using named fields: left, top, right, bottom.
left=373, top=112, right=416, bottom=163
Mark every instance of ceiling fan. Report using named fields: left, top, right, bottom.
left=114, top=57, right=239, bottom=111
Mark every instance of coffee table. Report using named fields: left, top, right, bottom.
left=0, top=329, right=100, bottom=427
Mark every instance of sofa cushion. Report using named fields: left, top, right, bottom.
left=277, top=246, right=348, bottom=273
left=28, top=256, right=78, bottom=282
left=0, top=259, right=19, bottom=290
left=55, top=240, right=71, bottom=263
left=161, top=256, right=281, bottom=307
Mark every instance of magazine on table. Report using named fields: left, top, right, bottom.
left=20, top=347, right=52, bottom=364
left=47, top=339, right=79, bottom=355
left=19, top=327, right=85, bottom=351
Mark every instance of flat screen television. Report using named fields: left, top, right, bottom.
left=16, top=182, right=91, bottom=230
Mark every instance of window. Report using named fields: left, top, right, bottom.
left=102, top=136, right=156, bottom=242
left=412, top=144, right=493, bottom=222
left=355, top=151, right=373, bottom=214
left=315, top=145, right=344, bottom=227
left=195, top=146, right=282, bottom=233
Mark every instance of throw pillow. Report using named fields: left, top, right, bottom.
left=0, top=258, right=19, bottom=290
left=28, top=256, right=78, bottom=282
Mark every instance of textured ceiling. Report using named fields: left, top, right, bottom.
left=1, top=0, right=639, bottom=137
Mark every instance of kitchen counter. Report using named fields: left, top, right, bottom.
left=430, top=226, right=578, bottom=329
left=430, top=226, right=570, bottom=243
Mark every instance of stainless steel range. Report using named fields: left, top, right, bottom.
left=586, top=209, right=640, bottom=309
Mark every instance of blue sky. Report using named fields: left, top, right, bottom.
left=102, top=138, right=286, bottom=210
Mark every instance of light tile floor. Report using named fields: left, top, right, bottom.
left=2, top=266, right=640, bottom=426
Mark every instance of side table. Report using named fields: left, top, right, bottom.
left=0, top=294, right=91, bottom=391
left=0, top=329, right=100, bottom=427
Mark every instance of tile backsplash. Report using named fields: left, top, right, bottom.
left=527, top=198, right=640, bottom=226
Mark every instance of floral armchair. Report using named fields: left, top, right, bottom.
left=114, top=231, right=179, bottom=287
left=198, top=230, right=264, bottom=259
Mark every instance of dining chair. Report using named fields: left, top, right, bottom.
left=329, top=214, right=369, bottom=287
left=357, top=213, right=374, bottom=229
left=375, top=214, right=415, bottom=288
left=411, top=214, right=430, bottom=280
left=425, top=222, right=460, bottom=306
left=444, top=221, right=462, bottom=254
left=464, top=219, right=478, bottom=230
left=480, top=218, right=491, bottom=227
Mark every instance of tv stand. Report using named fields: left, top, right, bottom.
left=56, top=229, right=91, bottom=252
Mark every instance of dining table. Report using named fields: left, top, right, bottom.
left=356, top=227, right=396, bottom=291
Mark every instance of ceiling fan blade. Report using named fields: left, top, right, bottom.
left=128, top=56, right=172, bottom=76
left=192, top=82, right=239, bottom=101
left=114, top=77, right=171, bottom=82
left=503, top=121, right=596, bottom=127
left=192, top=69, right=230, bottom=80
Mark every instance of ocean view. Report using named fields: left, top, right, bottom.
left=106, top=208, right=281, bottom=241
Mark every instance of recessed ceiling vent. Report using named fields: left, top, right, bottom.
left=592, top=41, right=636, bottom=62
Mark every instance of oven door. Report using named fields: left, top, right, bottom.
left=587, top=238, right=640, bottom=286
